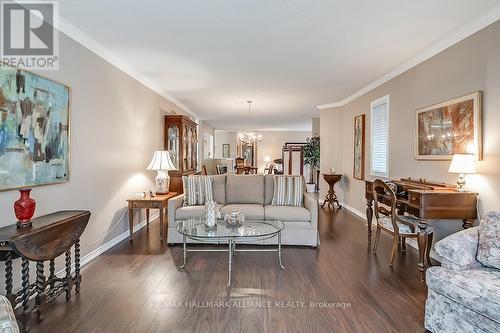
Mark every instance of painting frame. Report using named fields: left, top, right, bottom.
left=0, top=63, right=71, bottom=191
left=237, top=141, right=257, bottom=167
left=353, top=114, right=365, bottom=180
left=414, top=91, right=482, bottom=160
left=216, top=164, right=228, bottom=174
left=222, top=143, right=230, bottom=158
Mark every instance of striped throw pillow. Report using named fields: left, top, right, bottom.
left=183, top=176, right=214, bottom=206
left=271, top=176, right=304, bottom=207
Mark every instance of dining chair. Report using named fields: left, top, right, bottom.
left=371, top=179, right=433, bottom=267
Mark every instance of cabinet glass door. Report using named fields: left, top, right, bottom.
left=167, top=125, right=179, bottom=169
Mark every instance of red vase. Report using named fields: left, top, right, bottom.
left=14, top=189, right=36, bottom=227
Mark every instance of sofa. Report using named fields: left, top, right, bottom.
left=425, top=212, right=500, bottom=333
left=167, top=174, right=319, bottom=246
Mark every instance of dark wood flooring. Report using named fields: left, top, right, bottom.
left=30, top=207, right=428, bottom=333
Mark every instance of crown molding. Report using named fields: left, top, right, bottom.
left=56, top=16, right=198, bottom=119
left=316, top=5, right=500, bottom=110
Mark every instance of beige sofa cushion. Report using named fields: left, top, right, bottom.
left=226, top=174, right=264, bottom=205
left=265, top=205, right=311, bottom=222
left=212, top=175, right=226, bottom=204
left=221, top=204, right=264, bottom=220
left=264, top=174, right=274, bottom=205
left=175, top=204, right=223, bottom=220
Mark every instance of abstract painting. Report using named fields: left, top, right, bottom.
left=353, top=114, right=365, bottom=180
left=415, top=91, right=482, bottom=160
left=222, top=143, right=230, bottom=158
left=0, top=65, right=70, bottom=191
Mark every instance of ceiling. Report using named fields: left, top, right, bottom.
left=57, top=0, right=500, bottom=131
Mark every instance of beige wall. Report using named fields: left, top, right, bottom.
left=256, top=131, right=311, bottom=172
left=0, top=31, right=191, bottom=290
left=320, top=21, right=500, bottom=240
left=312, top=117, right=320, bottom=136
left=214, top=130, right=238, bottom=159
left=198, top=121, right=215, bottom=168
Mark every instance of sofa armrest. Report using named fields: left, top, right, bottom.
left=304, top=194, right=319, bottom=230
left=434, top=226, right=483, bottom=270
left=168, top=194, right=184, bottom=224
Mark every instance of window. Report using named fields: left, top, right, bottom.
left=370, top=95, right=389, bottom=178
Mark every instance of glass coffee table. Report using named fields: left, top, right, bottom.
left=176, top=219, right=285, bottom=287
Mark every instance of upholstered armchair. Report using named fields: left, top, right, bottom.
left=425, top=212, right=500, bottom=333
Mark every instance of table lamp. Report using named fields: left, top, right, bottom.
left=448, top=154, right=476, bottom=192
left=147, top=151, right=176, bottom=194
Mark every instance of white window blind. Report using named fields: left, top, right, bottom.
left=370, top=96, right=389, bottom=178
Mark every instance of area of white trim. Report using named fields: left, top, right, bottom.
left=56, top=212, right=159, bottom=277
left=370, top=95, right=390, bottom=178
left=316, top=5, right=500, bottom=110
left=56, top=16, right=198, bottom=120
left=13, top=212, right=158, bottom=310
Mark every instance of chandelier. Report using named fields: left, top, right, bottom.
left=238, top=100, right=262, bottom=144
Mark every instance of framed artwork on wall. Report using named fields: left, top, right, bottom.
left=415, top=91, right=482, bottom=160
left=222, top=143, right=230, bottom=158
left=237, top=141, right=256, bottom=167
left=353, top=114, right=365, bottom=180
left=0, top=65, right=70, bottom=191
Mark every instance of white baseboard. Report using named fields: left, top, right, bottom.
left=13, top=213, right=159, bottom=310
left=56, top=212, right=159, bottom=277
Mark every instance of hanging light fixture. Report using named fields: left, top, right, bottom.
left=239, top=100, right=262, bottom=144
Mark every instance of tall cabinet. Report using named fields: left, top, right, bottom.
left=164, top=115, right=198, bottom=194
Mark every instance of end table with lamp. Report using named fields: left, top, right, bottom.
left=127, top=151, right=178, bottom=241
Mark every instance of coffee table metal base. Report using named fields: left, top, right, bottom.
left=179, top=232, right=285, bottom=287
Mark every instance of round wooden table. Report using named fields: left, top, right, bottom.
left=322, top=174, right=343, bottom=209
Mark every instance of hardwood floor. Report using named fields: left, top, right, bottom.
left=30, top=207, right=428, bottom=333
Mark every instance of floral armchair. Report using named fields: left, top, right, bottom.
left=425, top=211, right=500, bottom=333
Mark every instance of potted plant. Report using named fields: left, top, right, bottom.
left=303, top=135, right=320, bottom=193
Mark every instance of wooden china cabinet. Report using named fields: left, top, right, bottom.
left=164, top=115, right=198, bottom=194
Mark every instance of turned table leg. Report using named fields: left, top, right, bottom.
left=417, top=221, right=429, bottom=281
left=5, top=252, right=13, bottom=303
left=366, top=200, right=373, bottom=241
left=64, top=250, right=72, bottom=301
left=35, top=261, right=45, bottom=321
left=21, top=258, right=30, bottom=332
left=75, top=240, right=81, bottom=293
left=129, top=208, right=134, bottom=240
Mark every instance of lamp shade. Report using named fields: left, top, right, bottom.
left=264, top=155, right=271, bottom=163
left=147, top=151, right=176, bottom=171
left=448, top=154, right=476, bottom=174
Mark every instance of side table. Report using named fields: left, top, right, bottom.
left=0, top=210, right=91, bottom=332
left=127, top=192, right=177, bottom=241
left=321, top=174, right=343, bottom=209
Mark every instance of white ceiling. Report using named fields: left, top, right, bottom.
left=58, top=0, right=500, bottom=131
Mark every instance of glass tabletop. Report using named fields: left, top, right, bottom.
left=176, top=219, right=284, bottom=239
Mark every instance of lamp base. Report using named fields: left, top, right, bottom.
left=155, top=170, right=170, bottom=194
left=455, top=173, right=466, bottom=192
